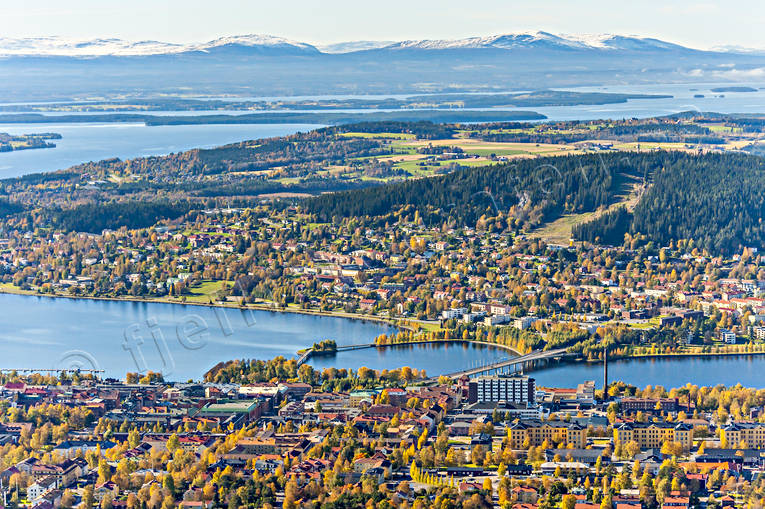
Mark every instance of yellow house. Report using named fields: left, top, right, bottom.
left=506, top=420, right=586, bottom=449
left=613, top=422, right=693, bottom=450
left=720, top=422, right=765, bottom=448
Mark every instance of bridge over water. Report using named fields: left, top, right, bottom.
left=297, top=340, right=473, bottom=366
left=296, top=342, right=380, bottom=366
left=297, top=340, right=575, bottom=379
left=434, top=347, right=573, bottom=380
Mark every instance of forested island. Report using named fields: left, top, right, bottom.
left=0, top=90, right=670, bottom=113
left=710, top=86, right=758, bottom=93
left=0, top=110, right=546, bottom=126
left=0, top=132, right=61, bottom=152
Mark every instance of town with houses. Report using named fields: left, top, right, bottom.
left=3, top=207, right=765, bottom=356
left=3, top=192, right=765, bottom=509
left=2, top=125, right=765, bottom=509
left=1, top=367, right=765, bottom=509
left=5, top=0, right=765, bottom=505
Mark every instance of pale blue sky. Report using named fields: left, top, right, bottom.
left=3, top=0, right=764, bottom=49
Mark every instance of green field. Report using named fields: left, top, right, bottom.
left=340, top=132, right=416, bottom=140
left=185, top=280, right=231, bottom=303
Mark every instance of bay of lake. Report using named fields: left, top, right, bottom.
left=0, top=123, right=322, bottom=179
left=2, top=293, right=764, bottom=387
left=3, top=82, right=765, bottom=178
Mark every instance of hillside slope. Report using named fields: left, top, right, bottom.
left=305, top=152, right=647, bottom=228
left=579, top=152, right=765, bottom=254
left=307, top=150, right=765, bottom=254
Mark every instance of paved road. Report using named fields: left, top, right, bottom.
left=438, top=347, right=571, bottom=379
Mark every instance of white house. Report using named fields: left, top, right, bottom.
left=441, top=307, right=466, bottom=320
left=719, top=329, right=737, bottom=344
left=27, top=476, right=59, bottom=501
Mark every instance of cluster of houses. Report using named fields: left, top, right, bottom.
left=1, top=372, right=764, bottom=508
left=3, top=210, right=765, bottom=353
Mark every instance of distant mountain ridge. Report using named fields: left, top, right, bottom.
left=317, top=41, right=396, bottom=54
left=1, top=31, right=764, bottom=101
left=0, top=31, right=737, bottom=57
left=0, top=34, right=319, bottom=56
left=379, top=32, right=693, bottom=52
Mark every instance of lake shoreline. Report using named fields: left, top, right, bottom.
left=0, top=286, right=407, bottom=330
left=520, top=349, right=765, bottom=382
left=4, top=286, right=765, bottom=386
left=0, top=109, right=547, bottom=126
left=5, top=287, right=765, bottom=366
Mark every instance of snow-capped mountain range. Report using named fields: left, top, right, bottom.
left=380, top=32, right=689, bottom=52
left=0, top=34, right=319, bottom=56
left=317, top=40, right=396, bottom=54
left=2, top=31, right=763, bottom=102
left=0, top=31, right=741, bottom=57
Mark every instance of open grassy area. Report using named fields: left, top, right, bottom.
left=323, top=129, right=754, bottom=194
left=532, top=177, right=643, bottom=244
left=414, top=321, right=444, bottom=333
left=456, top=159, right=498, bottom=167
left=0, top=282, right=32, bottom=295
left=184, top=280, right=231, bottom=303
left=462, top=148, right=528, bottom=157
left=532, top=212, right=594, bottom=245
left=612, top=142, right=688, bottom=151
left=339, top=132, right=416, bottom=140
left=628, top=322, right=656, bottom=330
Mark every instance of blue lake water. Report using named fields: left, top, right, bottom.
left=2, top=83, right=765, bottom=178
left=539, top=82, right=765, bottom=121
left=324, top=348, right=765, bottom=389
left=308, top=341, right=514, bottom=379
left=2, top=293, right=764, bottom=387
left=0, top=294, right=393, bottom=381
left=0, top=123, right=321, bottom=179
left=530, top=355, right=765, bottom=389
left=3, top=84, right=765, bottom=387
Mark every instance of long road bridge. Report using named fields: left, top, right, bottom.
left=297, top=340, right=451, bottom=366
left=430, top=347, right=574, bottom=381
left=297, top=341, right=575, bottom=380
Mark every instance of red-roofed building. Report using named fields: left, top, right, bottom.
left=512, top=486, right=539, bottom=503
left=459, top=482, right=483, bottom=493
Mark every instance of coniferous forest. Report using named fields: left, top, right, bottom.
left=306, top=152, right=644, bottom=229
left=628, top=152, right=765, bottom=254
left=570, top=152, right=765, bottom=253
left=572, top=206, right=633, bottom=246
left=3, top=121, right=765, bottom=252
left=47, top=201, right=193, bottom=233
left=308, top=150, right=765, bottom=253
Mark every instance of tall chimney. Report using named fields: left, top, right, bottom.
left=603, top=346, right=608, bottom=400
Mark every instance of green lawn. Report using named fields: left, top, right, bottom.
left=629, top=322, right=656, bottom=330
left=339, top=132, right=416, bottom=140
left=463, top=148, right=528, bottom=157
left=0, top=282, right=31, bottom=294
left=532, top=212, right=593, bottom=244
left=185, top=280, right=231, bottom=303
